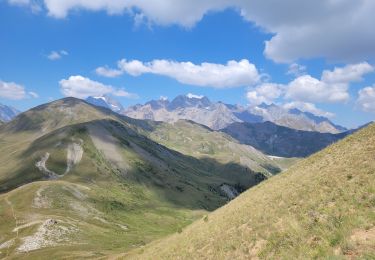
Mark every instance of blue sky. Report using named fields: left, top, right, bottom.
left=1, top=0, right=375, bottom=128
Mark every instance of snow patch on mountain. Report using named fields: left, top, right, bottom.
left=85, top=95, right=124, bottom=113
left=186, top=93, right=204, bottom=99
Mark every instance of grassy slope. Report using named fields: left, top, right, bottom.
left=0, top=98, right=282, bottom=258
left=128, top=123, right=375, bottom=259
left=0, top=98, right=114, bottom=192
left=146, top=120, right=280, bottom=174
left=0, top=126, right=204, bottom=259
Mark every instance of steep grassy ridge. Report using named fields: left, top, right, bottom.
left=129, top=123, right=375, bottom=259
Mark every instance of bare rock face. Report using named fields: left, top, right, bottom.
left=122, top=94, right=347, bottom=133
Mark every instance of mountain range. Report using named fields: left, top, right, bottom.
left=0, top=103, right=20, bottom=122
left=0, top=97, right=286, bottom=258
left=120, top=94, right=346, bottom=133
left=85, top=94, right=351, bottom=158
left=0, top=97, right=372, bottom=258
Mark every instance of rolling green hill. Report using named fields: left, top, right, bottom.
left=0, top=98, right=282, bottom=258
left=127, top=123, right=375, bottom=259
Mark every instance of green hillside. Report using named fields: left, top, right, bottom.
left=0, top=98, right=281, bottom=258
left=128, top=123, right=375, bottom=259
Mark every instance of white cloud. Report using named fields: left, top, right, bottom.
left=47, top=51, right=61, bottom=60
left=246, top=83, right=283, bottom=106
left=95, top=66, right=123, bottom=77
left=98, top=59, right=260, bottom=88
left=286, top=75, right=349, bottom=103
left=287, top=63, right=306, bottom=77
left=8, top=1, right=375, bottom=62
left=241, top=1, right=375, bottom=63
left=286, top=63, right=374, bottom=103
left=0, top=80, right=27, bottom=100
left=47, top=50, right=68, bottom=60
left=60, top=76, right=112, bottom=98
left=283, top=101, right=334, bottom=118
left=357, top=85, right=375, bottom=113
left=113, top=89, right=138, bottom=99
left=0, top=80, right=38, bottom=100
left=246, top=62, right=373, bottom=116
left=59, top=75, right=137, bottom=99
left=321, top=62, right=374, bottom=83
left=28, top=0, right=230, bottom=26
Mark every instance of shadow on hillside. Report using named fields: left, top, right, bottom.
left=220, top=121, right=350, bottom=158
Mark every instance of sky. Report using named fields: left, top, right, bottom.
left=1, top=0, right=375, bottom=128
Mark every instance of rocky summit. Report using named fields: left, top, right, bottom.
left=122, top=94, right=347, bottom=133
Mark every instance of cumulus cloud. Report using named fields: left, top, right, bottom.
left=357, top=85, right=375, bottom=113
left=283, top=101, right=334, bottom=118
left=286, top=62, right=374, bottom=103
left=321, top=62, right=374, bottom=83
left=0, top=80, right=38, bottom=100
left=246, top=83, right=283, bottom=105
left=98, top=59, right=260, bottom=88
left=246, top=62, right=373, bottom=116
left=286, top=75, right=349, bottom=103
left=47, top=50, right=68, bottom=60
left=24, top=0, right=230, bottom=26
left=59, top=75, right=137, bottom=99
left=8, top=0, right=375, bottom=62
left=240, top=1, right=375, bottom=63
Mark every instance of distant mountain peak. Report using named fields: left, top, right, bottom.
left=145, top=98, right=170, bottom=110
left=258, top=102, right=278, bottom=109
left=86, top=95, right=124, bottom=113
left=122, top=94, right=347, bottom=133
left=0, top=103, right=21, bottom=122
left=186, top=93, right=204, bottom=99
left=167, top=94, right=211, bottom=110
